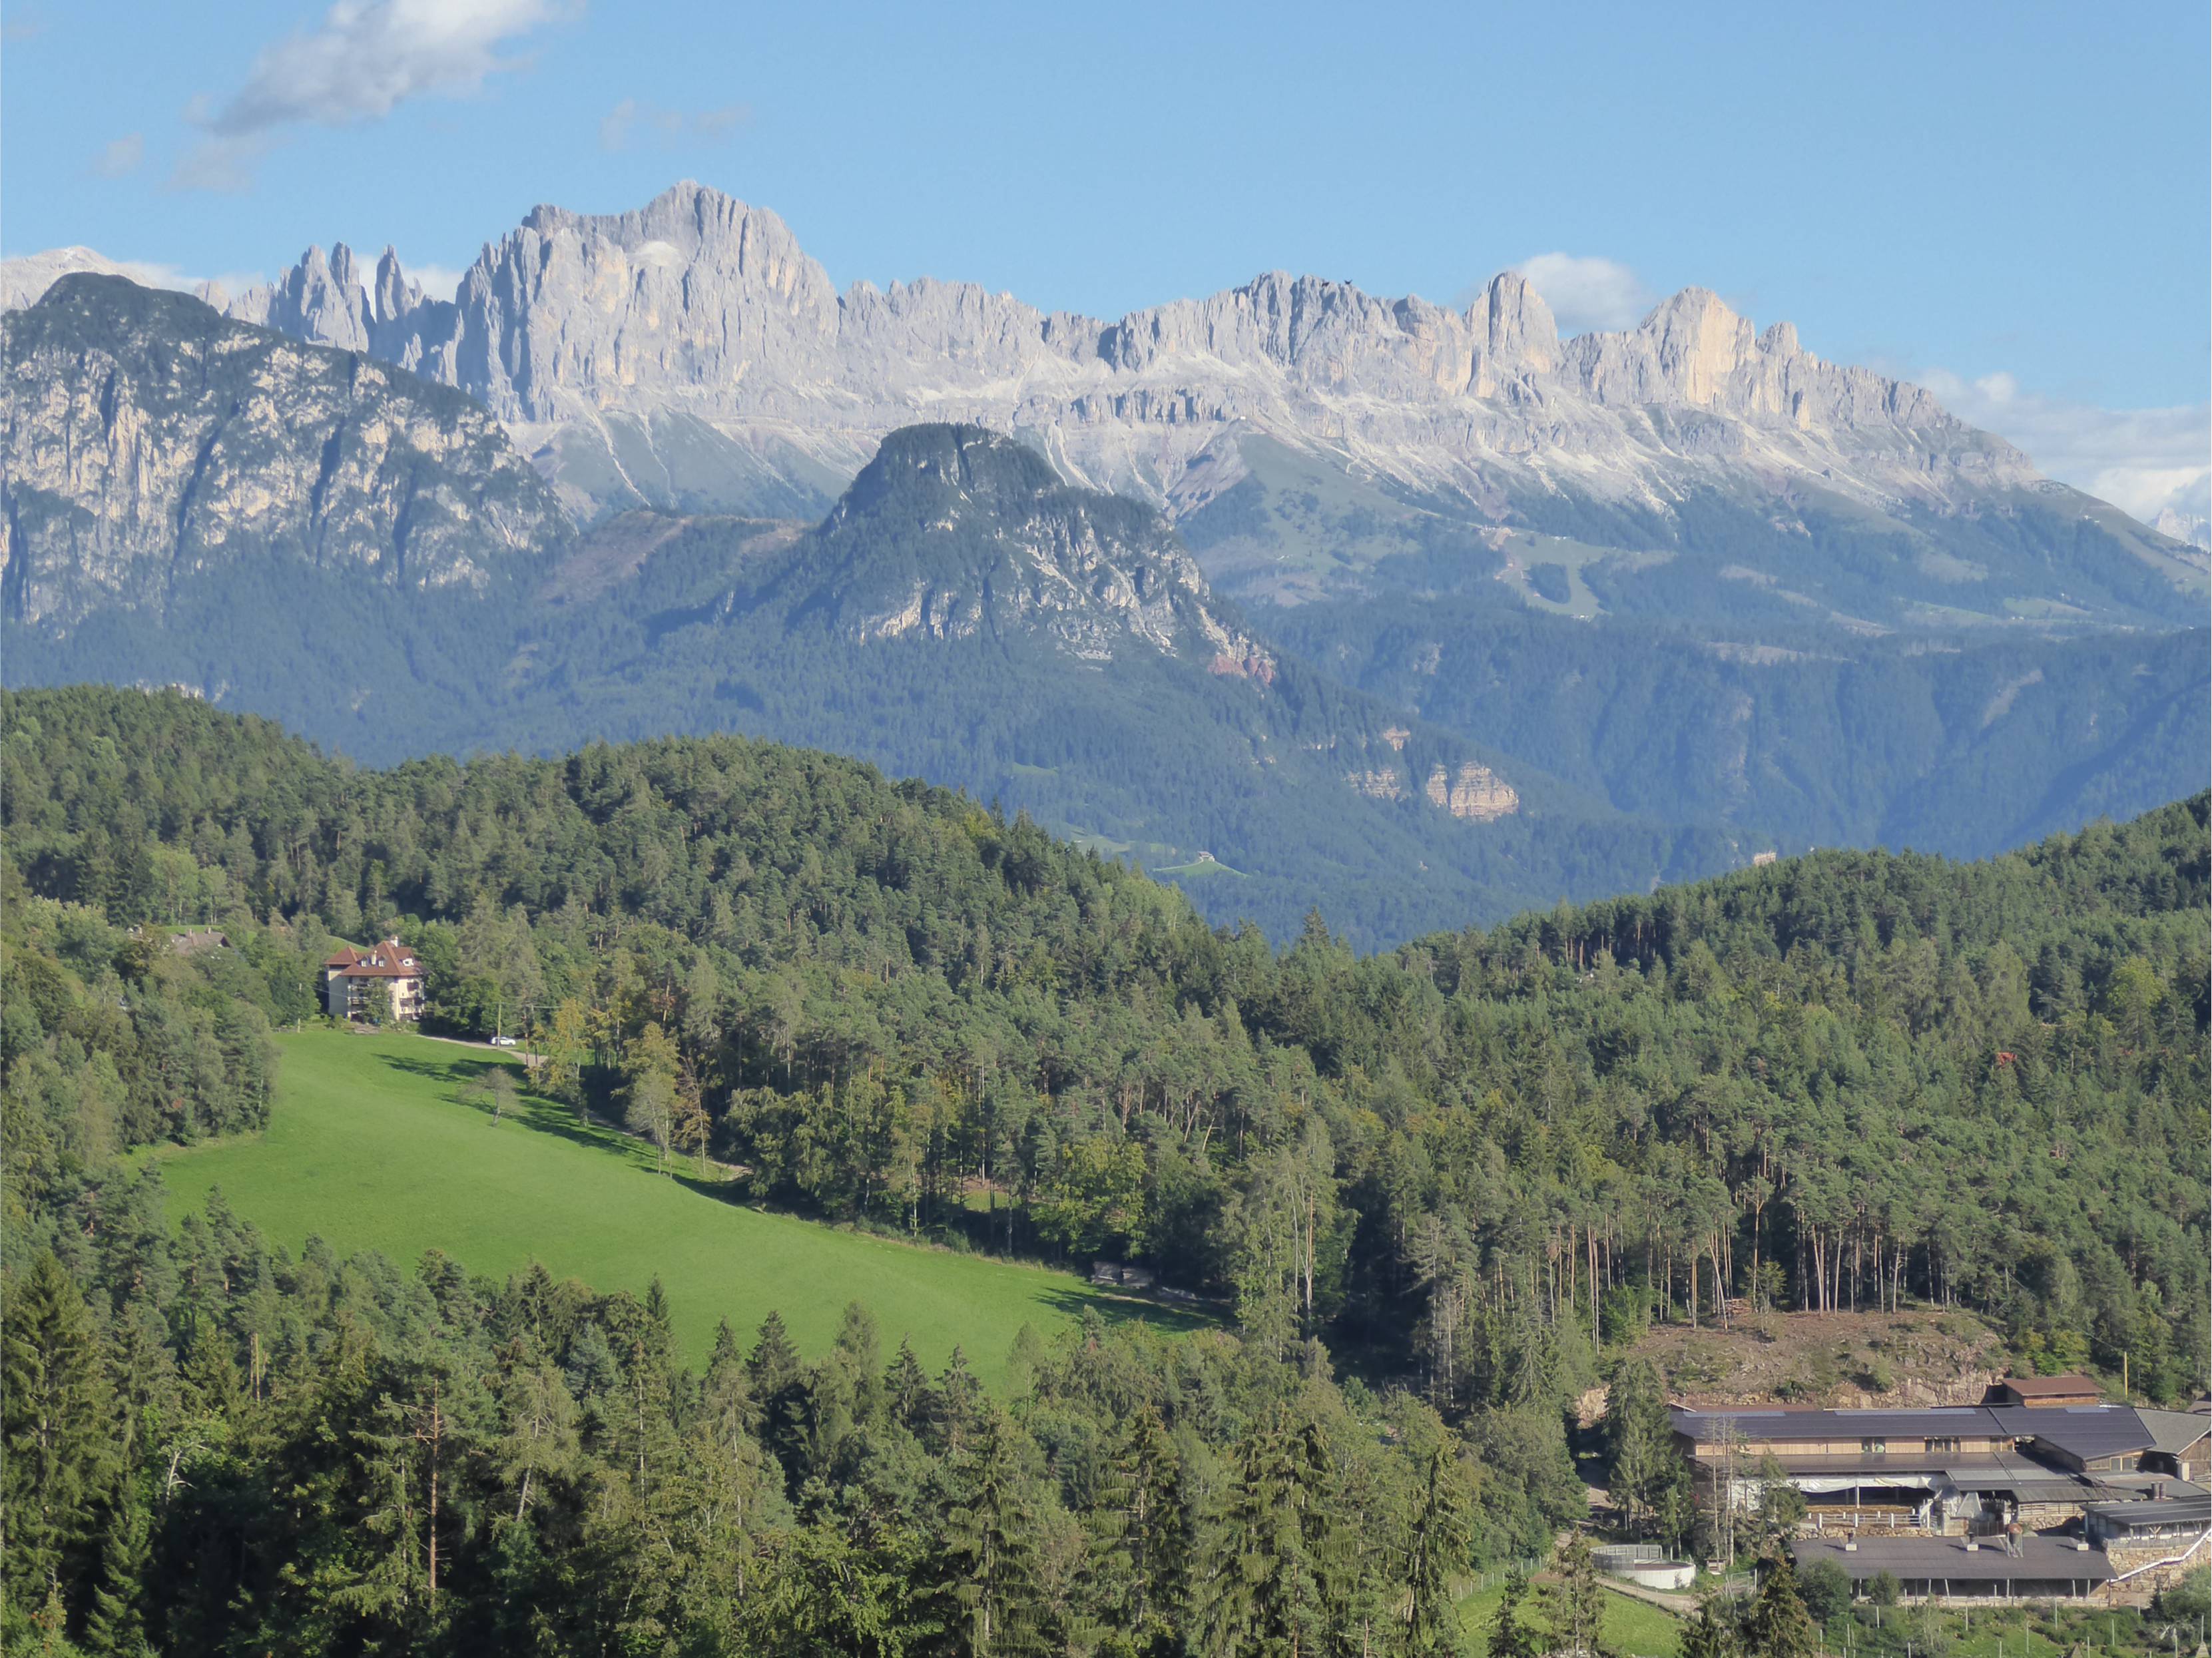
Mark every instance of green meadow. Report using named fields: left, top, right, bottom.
left=1452, top=1573, right=1685, bottom=1658
left=147, top=1028, right=1204, bottom=1381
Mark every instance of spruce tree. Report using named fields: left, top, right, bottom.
left=944, top=1418, right=1045, bottom=1656
left=1099, top=1403, right=1189, bottom=1649
left=1488, top=1565, right=1539, bottom=1658
left=1747, top=1554, right=1818, bottom=1658
left=1544, top=1533, right=1613, bottom=1658
left=2, top=1251, right=118, bottom=1619
left=83, top=1479, right=154, bottom=1657
left=1405, top=1442, right=1472, bottom=1657
left=886, top=1337, right=936, bottom=1435
left=1199, top=1408, right=1339, bottom=1658
left=1680, top=1594, right=1739, bottom=1658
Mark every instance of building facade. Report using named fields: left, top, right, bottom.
left=324, top=940, right=427, bottom=1022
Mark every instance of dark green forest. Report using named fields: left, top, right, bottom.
left=3, top=686, right=2207, bottom=1654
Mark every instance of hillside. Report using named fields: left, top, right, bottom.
left=7, top=685, right=2205, bottom=1401
left=5, top=687, right=2203, bottom=1656
left=149, top=1029, right=1197, bottom=1380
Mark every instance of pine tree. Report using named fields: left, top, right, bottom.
left=1747, top=1554, right=1818, bottom=1658
left=1404, top=1442, right=1472, bottom=1657
left=944, top=1418, right=1045, bottom=1656
left=2, top=1251, right=118, bottom=1617
left=83, top=1479, right=154, bottom=1657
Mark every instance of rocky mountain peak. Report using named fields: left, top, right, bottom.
left=810, top=422, right=1270, bottom=673
left=2, top=274, right=568, bottom=628
left=16, top=184, right=2196, bottom=629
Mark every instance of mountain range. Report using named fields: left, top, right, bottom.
left=4, top=188, right=2206, bottom=944
left=13, top=182, right=2203, bottom=629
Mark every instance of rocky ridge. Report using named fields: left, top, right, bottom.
left=801, top=423, right=1276, bottom=674
left=1, top=276, right=567, bottom=628
left=91, top=184, right=2038, bottom=527
left=7, top=184, right=2201, bottom=629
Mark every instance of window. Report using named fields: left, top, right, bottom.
left=1929, top=1438, right=1960, bottom=1454
left=1861, top=1438, right=1888, bottom=1455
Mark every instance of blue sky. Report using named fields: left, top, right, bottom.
left=6, top=1, right=2207, bottom=519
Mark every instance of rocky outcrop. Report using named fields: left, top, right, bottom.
left=182, top=183, right=2046, bottom=538
left=2, top=276, right=567, bottom=627
left=1425, top=762, right=1520, bottom=821
left=804, top=424, right=1274, bottom=671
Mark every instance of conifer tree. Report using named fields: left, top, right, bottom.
left=1199, top=1408, right=1340, bottom=1658
left=1404, top=1442, right=1472, bottom=1657
left=1680, top=1593, right=1739, bottom=1658
left=2, top=1252, right=118, bottom=1617
left=83, top=1479, right=154, bottom=1658
left=1544, top=1533, right=1613, bottom=1658
left=1488, top=1565, right=1539, bottom=1658
left=1747, top=1554, right=1818, bottom=1658
left=944, top=1418, right=1045, bottom=1656
left=886, top=1337, right=936, bottom=1435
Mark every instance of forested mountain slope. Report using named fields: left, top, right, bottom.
left=5, top=276, right=2206, bottom=949
left=6, top=685, right=2203, bottom=1390
left=5, top=685, right=2203, bottom=1652
left=1275, top=602, right=2212, bottom=860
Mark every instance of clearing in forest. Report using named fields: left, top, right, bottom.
left=146, top=1029, right=1206, bottom=1381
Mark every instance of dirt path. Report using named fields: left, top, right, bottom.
left=419, top=1031, right=543, bottom=1065
left=1599, top=1579, right=1695, bottom=1619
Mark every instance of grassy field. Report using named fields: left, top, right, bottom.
left=1452, top=1570, right=1685, bottom=1658
left=146, top=1029, right=1205, bottom=1381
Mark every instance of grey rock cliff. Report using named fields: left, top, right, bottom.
left=2, top=275, right=568, bottom=628
left=196, top=182, right=2038, bottom=533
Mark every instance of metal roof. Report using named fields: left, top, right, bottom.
left=1673, top=1406, right=2010, bottom=1440
left=2137, top=1411, right=2212, bottom=1457
left=1997, top=1408, right=2160, bottom=1461
left=2085, top=1496, right=2212, bottom=1529
left=1675, top=1403, right=2184, bottom=1464
left=1793, top=1535, right=2115, bottom=1585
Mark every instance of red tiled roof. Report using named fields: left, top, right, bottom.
left=330, top=940, right=424, bottom=979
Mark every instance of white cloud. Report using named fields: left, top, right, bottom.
left=1916, top=366, right=2211, bottom=531
left=91, top=133, right=144, bottom=178
left=1513, top=252, right=1653, bottom=335
left=174, top=0, right=567, bottom=190
left=599, top=97, right=750, bottom=152
left=402, top=262, right=467, bottom=302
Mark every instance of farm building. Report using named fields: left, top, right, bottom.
left=1790, top=1534, right=2116, bottom=1601
left=1671, top=1401, right=2209, bottom=1537
left=1982, top=1374, right=2105, bottom=1409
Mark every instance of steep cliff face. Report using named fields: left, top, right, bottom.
left=142, top=182, right=2196, bottom=630
left=1, top=276, right=569, bottom=629
left=799, top=425, right=1273, bottom=671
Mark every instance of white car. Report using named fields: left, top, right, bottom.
left=489, top=1035, right=518, bottom=1047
